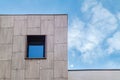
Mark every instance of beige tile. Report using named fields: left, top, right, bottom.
left=54, top=61, right=68, bottom=78
left=0, top=79, right=10, bottom=80
left=14, top=16, right=27, bottom=21
left=0, top=45, right=12, bottom=60
left=41, top=20, right=54, bottom=35
left=27, top=16, right=41, bottom=28
left=27, top=27, right=40, bottom=35
left=0, top=16, right=14, bottom=27
left=14, top=25, right=27, bottom=35
left=25, top=60, right=40, bottom=78
left=11, top=70, right=24, bottom=80
left=46, top=36, right=54, bottom=53
left=12, top=52, right=25, bottom=69
left=14, top=16, right=27, bottom=35
left=41, top=15, right=54, bottom=21
left=25, top=79, right=39, bottom=80
left=0, top=60, right=11, bottom=78
left=55, top=27, right=67, bottom=43
left=40, top=53, right=53, bottom=69
left=0, top=28, right=13, bottom=44
left=13, top=36, right=26, bottom=52
left=55, top=15, right=67, bottom=27
left=54, top=44, right=67, bottom=61
left=54, top=78, right=68, bottom=80
left=40, top=69, right=53, bottom=80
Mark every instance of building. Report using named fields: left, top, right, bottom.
left=68, top=70, right=120, bottom=80
left=0, top=14, right=68, bottom=80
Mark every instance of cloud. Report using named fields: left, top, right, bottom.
left=68, top=18, right=85, bottom=51
left=107, top=31, right=120, bottom=54
left=81, top=0, right=98, bottom=12
left=70, top=64, right=74, bottom=68
left=69, top=0, right=119, bottom=66
left=116, top=13, right=120, bottom=20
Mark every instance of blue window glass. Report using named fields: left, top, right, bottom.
left=28, top=45, right=44, bottom=58
left=27, top=35, right=46, bottom=59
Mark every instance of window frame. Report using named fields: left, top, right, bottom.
left=25, top=35, right=47, bottom=60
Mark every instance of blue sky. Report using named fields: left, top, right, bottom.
left=0, top=0, right=120, bottom=69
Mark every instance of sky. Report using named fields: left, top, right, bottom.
left=0, top=0, right=120, bottom=70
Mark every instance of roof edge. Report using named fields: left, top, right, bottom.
left=68, top=69, right=120, bottom=71
left=0, top=14, right=68, bottom=16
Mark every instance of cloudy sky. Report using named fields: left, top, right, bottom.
left=68, top=0, right=120, bottom=69
left=0, top=0, right=120, bottom=69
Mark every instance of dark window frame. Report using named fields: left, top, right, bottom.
left=25, top=35, right=46, bottom=60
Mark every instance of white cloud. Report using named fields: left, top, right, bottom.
left=117, top=13, right=120, bottom=20
left=68, top=18, right=85, bottom=50
left=107, top=31, right=120, bottom=54
left=70, top=64, right=74, bottom=68
left=69, top=0, right=119, bottom=64
left=90, top=3, right=118, bottom=35
left=81, top=0, right=98, bottom=12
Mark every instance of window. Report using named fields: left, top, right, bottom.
left=26, top=35, right=46, bottom=59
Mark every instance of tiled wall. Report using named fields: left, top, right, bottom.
left=0, top=15, right=68, bottom=80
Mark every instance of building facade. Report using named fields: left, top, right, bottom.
left=0, top=14, right=68, bottom=80
left=68, top=70, right=120, bottom=80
